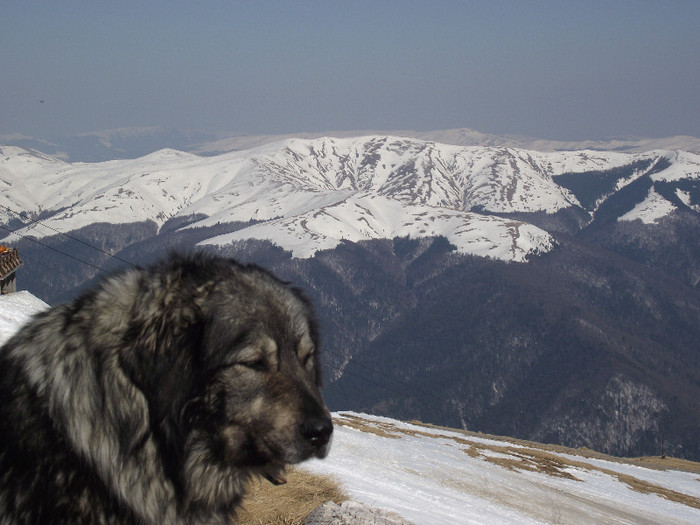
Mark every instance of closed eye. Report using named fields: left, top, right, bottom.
left=240, top=357, right=268, bottom=372
left=233, top=337, right=278, bottom=372
left=302, top=352, right=314, bottom=369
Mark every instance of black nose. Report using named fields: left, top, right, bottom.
left=300, top=416, right=333, bottom=447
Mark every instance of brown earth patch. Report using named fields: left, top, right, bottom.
left=334, top=413, right=403, bottom=439
left=237, top=467, right=347, bottom=525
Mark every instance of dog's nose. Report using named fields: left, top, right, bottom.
left=300, top=416, right=333, bottom=447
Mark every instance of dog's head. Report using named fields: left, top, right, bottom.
left=174, top=260, right=332, bottom=512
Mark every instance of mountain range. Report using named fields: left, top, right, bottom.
left=2, top=137, right=699, bottom=260
left=1, top=134, right=699, bottom=461
left=3, top=126, right=700, bottom=162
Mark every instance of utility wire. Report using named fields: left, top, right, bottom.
left=0, top=203, right=135, bottom=269
left=0, top=224, right=110, bottom=273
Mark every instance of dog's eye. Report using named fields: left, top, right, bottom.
left=234, top=337, right=279, bottom=373
left=240, top=357, right=268, bottom=372
left=302, top=352, right=314, bottom=369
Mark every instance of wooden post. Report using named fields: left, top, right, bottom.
left=661, top=428, right=665, bottom=459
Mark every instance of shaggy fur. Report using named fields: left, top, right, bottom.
left=0, top=253, right=332, bottom=524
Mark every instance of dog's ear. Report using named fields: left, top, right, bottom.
left=53, top=342, right=180, bottom=524
left=146, top=293, right=209, bottom=420
left=115, top=281, right=211, bottom=453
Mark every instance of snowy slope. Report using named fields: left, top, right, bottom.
left=0, top=291, right=48, bottom=345
left=304, top=412, right=700, bottom=525
left=0, top=294, right=698, bottom=524
left=2, top=138, right=699, bottom=261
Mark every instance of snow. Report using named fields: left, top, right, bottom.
left=0, top=291, right=48, bottom=345
left=1, top=139, right=698, bottom=262
left=0, top=294, right=698, bottom=524
left=648, top=151, right=700, bottom=182
left=201, top=193, right=554, bottom=261
left=304, top=412, right=700, bottom=525
left=618, top=187, right=677, bottom=224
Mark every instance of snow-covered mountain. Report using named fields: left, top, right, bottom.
left=2, top=137, right=699, bottom=262
left=0, top=294, right=698, bottom=525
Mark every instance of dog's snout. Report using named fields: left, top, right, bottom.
left=300, top=416, right=333, bottom=447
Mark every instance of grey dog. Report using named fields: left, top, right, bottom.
left=0, top=253, right=332, bottom=524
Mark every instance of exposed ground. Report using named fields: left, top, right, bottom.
left=237, top=467, right=346, bottom=525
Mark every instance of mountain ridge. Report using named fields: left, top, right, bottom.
left=2, top=137, right=699, bottom=264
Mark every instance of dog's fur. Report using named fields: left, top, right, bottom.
left=0, top=253, right=332, bottom=524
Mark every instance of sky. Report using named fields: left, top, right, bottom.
left=1, top=1, right=699, bottom=141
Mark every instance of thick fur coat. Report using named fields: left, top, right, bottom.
left=0, top=253, right=332, bottom=524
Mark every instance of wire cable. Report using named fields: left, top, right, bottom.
left=0, top=224, right=110, bottom=273
left=0, top=203, right=135, bottom=269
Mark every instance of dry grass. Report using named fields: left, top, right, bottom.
left=236, top=467, right=347, bottom=525
left=633, top=456, right=700, bottom=474
left=478, top=446, right=581, bottom=481
left=335, top=413, right=402, bottom=439
left=616, top=473, right=700, bottom=509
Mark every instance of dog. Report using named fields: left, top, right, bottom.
left=0, top=252, right=332, bottom=524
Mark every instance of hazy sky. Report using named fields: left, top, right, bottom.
left=2, top=1, right=699, bottom=141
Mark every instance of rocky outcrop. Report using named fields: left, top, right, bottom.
left=304, top=501, right=414, bottom=525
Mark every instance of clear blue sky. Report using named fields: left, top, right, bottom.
left=2, top=0, right=699, bottom=140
